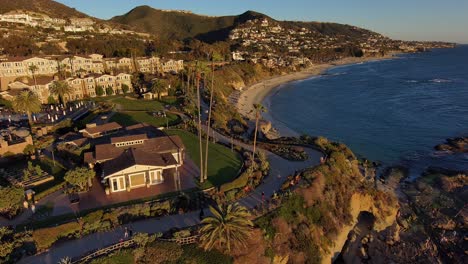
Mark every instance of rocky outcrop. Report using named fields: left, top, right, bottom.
left=434, top=137, right=468, bottom=152
left=323, top=192, right=399, bottom=264
left=229, top=80, right=246, bottom=90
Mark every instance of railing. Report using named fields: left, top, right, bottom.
left=72, top=239, right=135, bottom=264
left=71, top=235, right=199, bottom=263
left=159, top=234, right=200, bottom=245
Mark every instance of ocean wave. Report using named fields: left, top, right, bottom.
left=430, top=78, right=452, bottom=83
left=403, top=78, right=453, bottom=84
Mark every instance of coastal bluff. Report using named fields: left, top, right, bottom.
left=324, top=192, right=399, bottom=264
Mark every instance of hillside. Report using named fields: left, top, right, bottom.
left=0, top=0, right=88, bottom=18
left=110, top=6, right=269, bottom=41
left=110, top=6, right=380, bottom=42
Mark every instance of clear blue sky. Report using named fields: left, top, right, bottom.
left=56, top=0, right=468, bottom=43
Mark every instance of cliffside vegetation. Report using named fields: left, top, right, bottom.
left=246, top=138, right=398, bottom=264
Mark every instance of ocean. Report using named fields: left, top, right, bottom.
left=265, top=45, right=468, bottom=176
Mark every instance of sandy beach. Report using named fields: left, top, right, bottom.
left=235, top=54, right=398, bottom=121
left=234, top=54, right=400, bottom=137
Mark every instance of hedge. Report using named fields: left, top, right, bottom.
left=220, top=170, right=251, bottom=193
left=32, top=221, right=81, bottom=251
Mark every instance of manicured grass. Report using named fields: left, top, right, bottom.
left=110, top=111, right=180, bottom=128
left=166, top=129, right=242, bottom=189
left=112, top=98, right=165, bottom=111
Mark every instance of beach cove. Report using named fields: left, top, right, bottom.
left=254, top=46, right=468, bottom=174
left=234, top=54, right=398, bottom=122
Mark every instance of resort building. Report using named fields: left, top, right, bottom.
left=79, top=122, right=123, bottom=139
left=2, top=73, right=133, bottom=103
left=0, top=54, right=183, bottom=91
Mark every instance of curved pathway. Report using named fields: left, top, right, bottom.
left=18, top=119, right=323, bottom=264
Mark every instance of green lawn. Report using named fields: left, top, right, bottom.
left=110, top=111, right=180, bottom=128
left=166, top=129, right=242, bottom=189
left=112, top=97, right=165, bottom=111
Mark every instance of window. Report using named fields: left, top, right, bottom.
left=110, top=176, right=126, bottom=192
left=150, top=170, right=163, bottom=184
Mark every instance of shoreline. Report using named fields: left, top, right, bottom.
left=235, top=54, right=400, bottom=136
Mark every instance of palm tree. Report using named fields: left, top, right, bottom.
left=28, top=65, right=38, bottom=90
left=151, top=79, right=167, bottom=100
left=251, top=103, right=267, bottom=163
left=203, top=61, right=215, bottom=182
left=199, top=203, right=253, bottom=253
left=50, top=80, right=73, bottom=105
left=195, top=65, right=204, bottom=183
left=57, top=256, right=72, bottom=264
left=12, top=90, right=41, bottom=127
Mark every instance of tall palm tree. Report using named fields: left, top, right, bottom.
left=28, top=65, right=38, bottom=90
left=151, top=79, right=167, bottom=100
left=252, top=103, right=267, bottom=163
left=12, top=90, right=41, bottom=127
left=50, top=80, right=73, bottom=105
left=195, top=64, right=204, bottom=183
left=199, top=203, right=253, bottom=253
left=203, top=61, right=215, bottom=182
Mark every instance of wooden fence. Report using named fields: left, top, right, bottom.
left=72, top=235, right=199, bottom=263
left=72, top=239, right=135, bottom=264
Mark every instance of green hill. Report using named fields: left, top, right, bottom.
left=110, top=6, right=270, bottom=41
left=0, top=0, right=89, bottom=18
left=110, top=5, right=379, bottom=42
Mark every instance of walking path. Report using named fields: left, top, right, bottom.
left=17, top=95, right=324, bottom=263
left=18, top=130, right=322, bottom=264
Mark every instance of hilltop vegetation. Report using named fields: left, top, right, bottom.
left=0, top=0, right=88, bottom=18
left=110, top=6, right=375, bottom=42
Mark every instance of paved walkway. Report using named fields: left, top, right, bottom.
left=18, top=139, right=322, bottom=264
left=17, top=98, right=324, bottom=263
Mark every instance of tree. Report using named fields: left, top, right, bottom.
left=251, top=103, right=267, bottom=162
left=23, top=144, right=36, bottom=156
left=64, top=167, right=95, bottom=190
left=47, top=95, right=57, bottom=105
left=151, top=79, right=167, bottom=101
left=195, top=68, right=204, bottom=183
left=50, top=80, right=73, bottom=105
left=203, top=61, right=215, bottom=182
left=28, top=65, right=38, bottom=90
left=12, top=90, right=41, bottom=127
left=105, top=86, right=114, bottom=96
left=199, top=203, right=253, bottom=253
left=57, top=257, right=72, bottom=264
left=0, top=186, right=24, bottom=217
left=121, top=83, right=130, bottom=94
left=95, top=85, right=104, bottom=97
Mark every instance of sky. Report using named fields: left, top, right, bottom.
left=56, top=0, right=468, bottom=44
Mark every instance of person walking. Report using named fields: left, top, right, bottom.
left=199, top=208, right=205, bottom=221
left=124, top=227, right=129, bottom=239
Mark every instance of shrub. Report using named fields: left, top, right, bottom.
left=173, top=229, right=191, bottom=239
left=0, top=186, right=24, bottom=217
left=220, top=169, right=251, bottom=193
left=139, top=242, right=183, bottom=264
left=32, top=221, right=81, bottom=251
left=179, top=244, right=233, bottom=264
left=82, top=210, right=104, bottom=234
left=34, top=182, right=66, bottom=201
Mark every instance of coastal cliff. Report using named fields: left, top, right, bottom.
left=324, top=192, right=399, bottom=263
left=251, top=138, right=399, bottom=264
